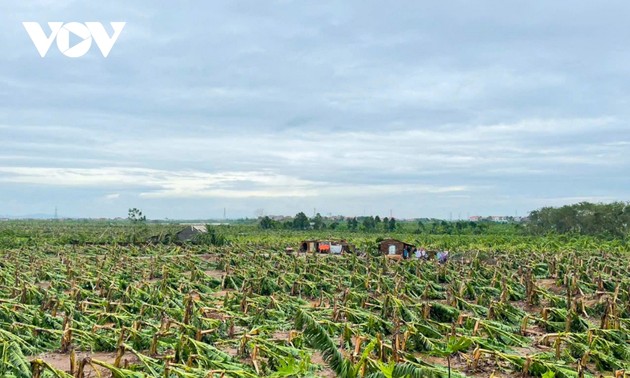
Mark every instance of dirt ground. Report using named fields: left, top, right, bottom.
left=204, top=269, right=225, bottom=279
left=310, top=351, right=337, bottom=377
left=536, top=278, right=564, bottom=294
left=419, top=353, right=522, bottom=378
left=32, top=351, right=138, bottom=378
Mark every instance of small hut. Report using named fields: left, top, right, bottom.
left=299, top=239, right=355, bottom=254
left=176, top=225, right=207, bottom=242
left=379, top=238, right=415, bottom=257
left=299, top=240, right=319, bottom=253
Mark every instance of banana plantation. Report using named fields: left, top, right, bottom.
left=0, top=224, right=628, bottom=377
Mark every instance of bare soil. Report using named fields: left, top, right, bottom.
left=311, top=351, right=337, bottom=378
left=32, top=351, right=138, bottom=378
left=37, top=281, right=52, bottom=290
left=537, top=278, right=564, bottom=294
left=204, top=269, right=225, bottom=279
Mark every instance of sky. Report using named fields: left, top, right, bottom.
left=1, top=1, right=629, bottom=219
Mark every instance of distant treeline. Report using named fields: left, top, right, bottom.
left=527, top=202, right=630, bottom=238
left=259, top=202, right=630, bottom=240
left=259, top=212, right=520, bottom=235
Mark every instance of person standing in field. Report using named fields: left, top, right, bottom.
left=438, top=250, right=449, bottom=264
left=418, top=247, right=427, bottom=260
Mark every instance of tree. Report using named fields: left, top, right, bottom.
left=361, top=216, right=376, bottom=232
left=128, top=208, right=146, bottom=223
left=259, top=216, right=277, bottom=230
left=293, top=212, right=310, bottom=230
left=527, top=201, right=630, bottom=238
left=347, top=217, right=358, bottom=231
left=441, top=220, right=453, bottom=234
left=312, top=213, right=325, bottom=230
left=127, top=208, right=147, bottom=244
left=388, top=217, right=396, bottom=232
left=416, top=220, right=425, bottom=233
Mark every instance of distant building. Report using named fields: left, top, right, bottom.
left=176, top=225, right=208, bottom=242
left=469, top=215, right=525, bottom=223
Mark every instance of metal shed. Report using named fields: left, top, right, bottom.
left=176, top=225, right=208, bottom=242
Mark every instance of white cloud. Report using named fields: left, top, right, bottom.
left=0, top=166, right=469, bottom=199
left=3, top=116, right=625, bottom=188
left=324, top=68, right=567, bottom=110
left=104, top=193, right=120, bottom=200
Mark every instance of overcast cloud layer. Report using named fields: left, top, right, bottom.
left=1, top=1, right=629, bottom=219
